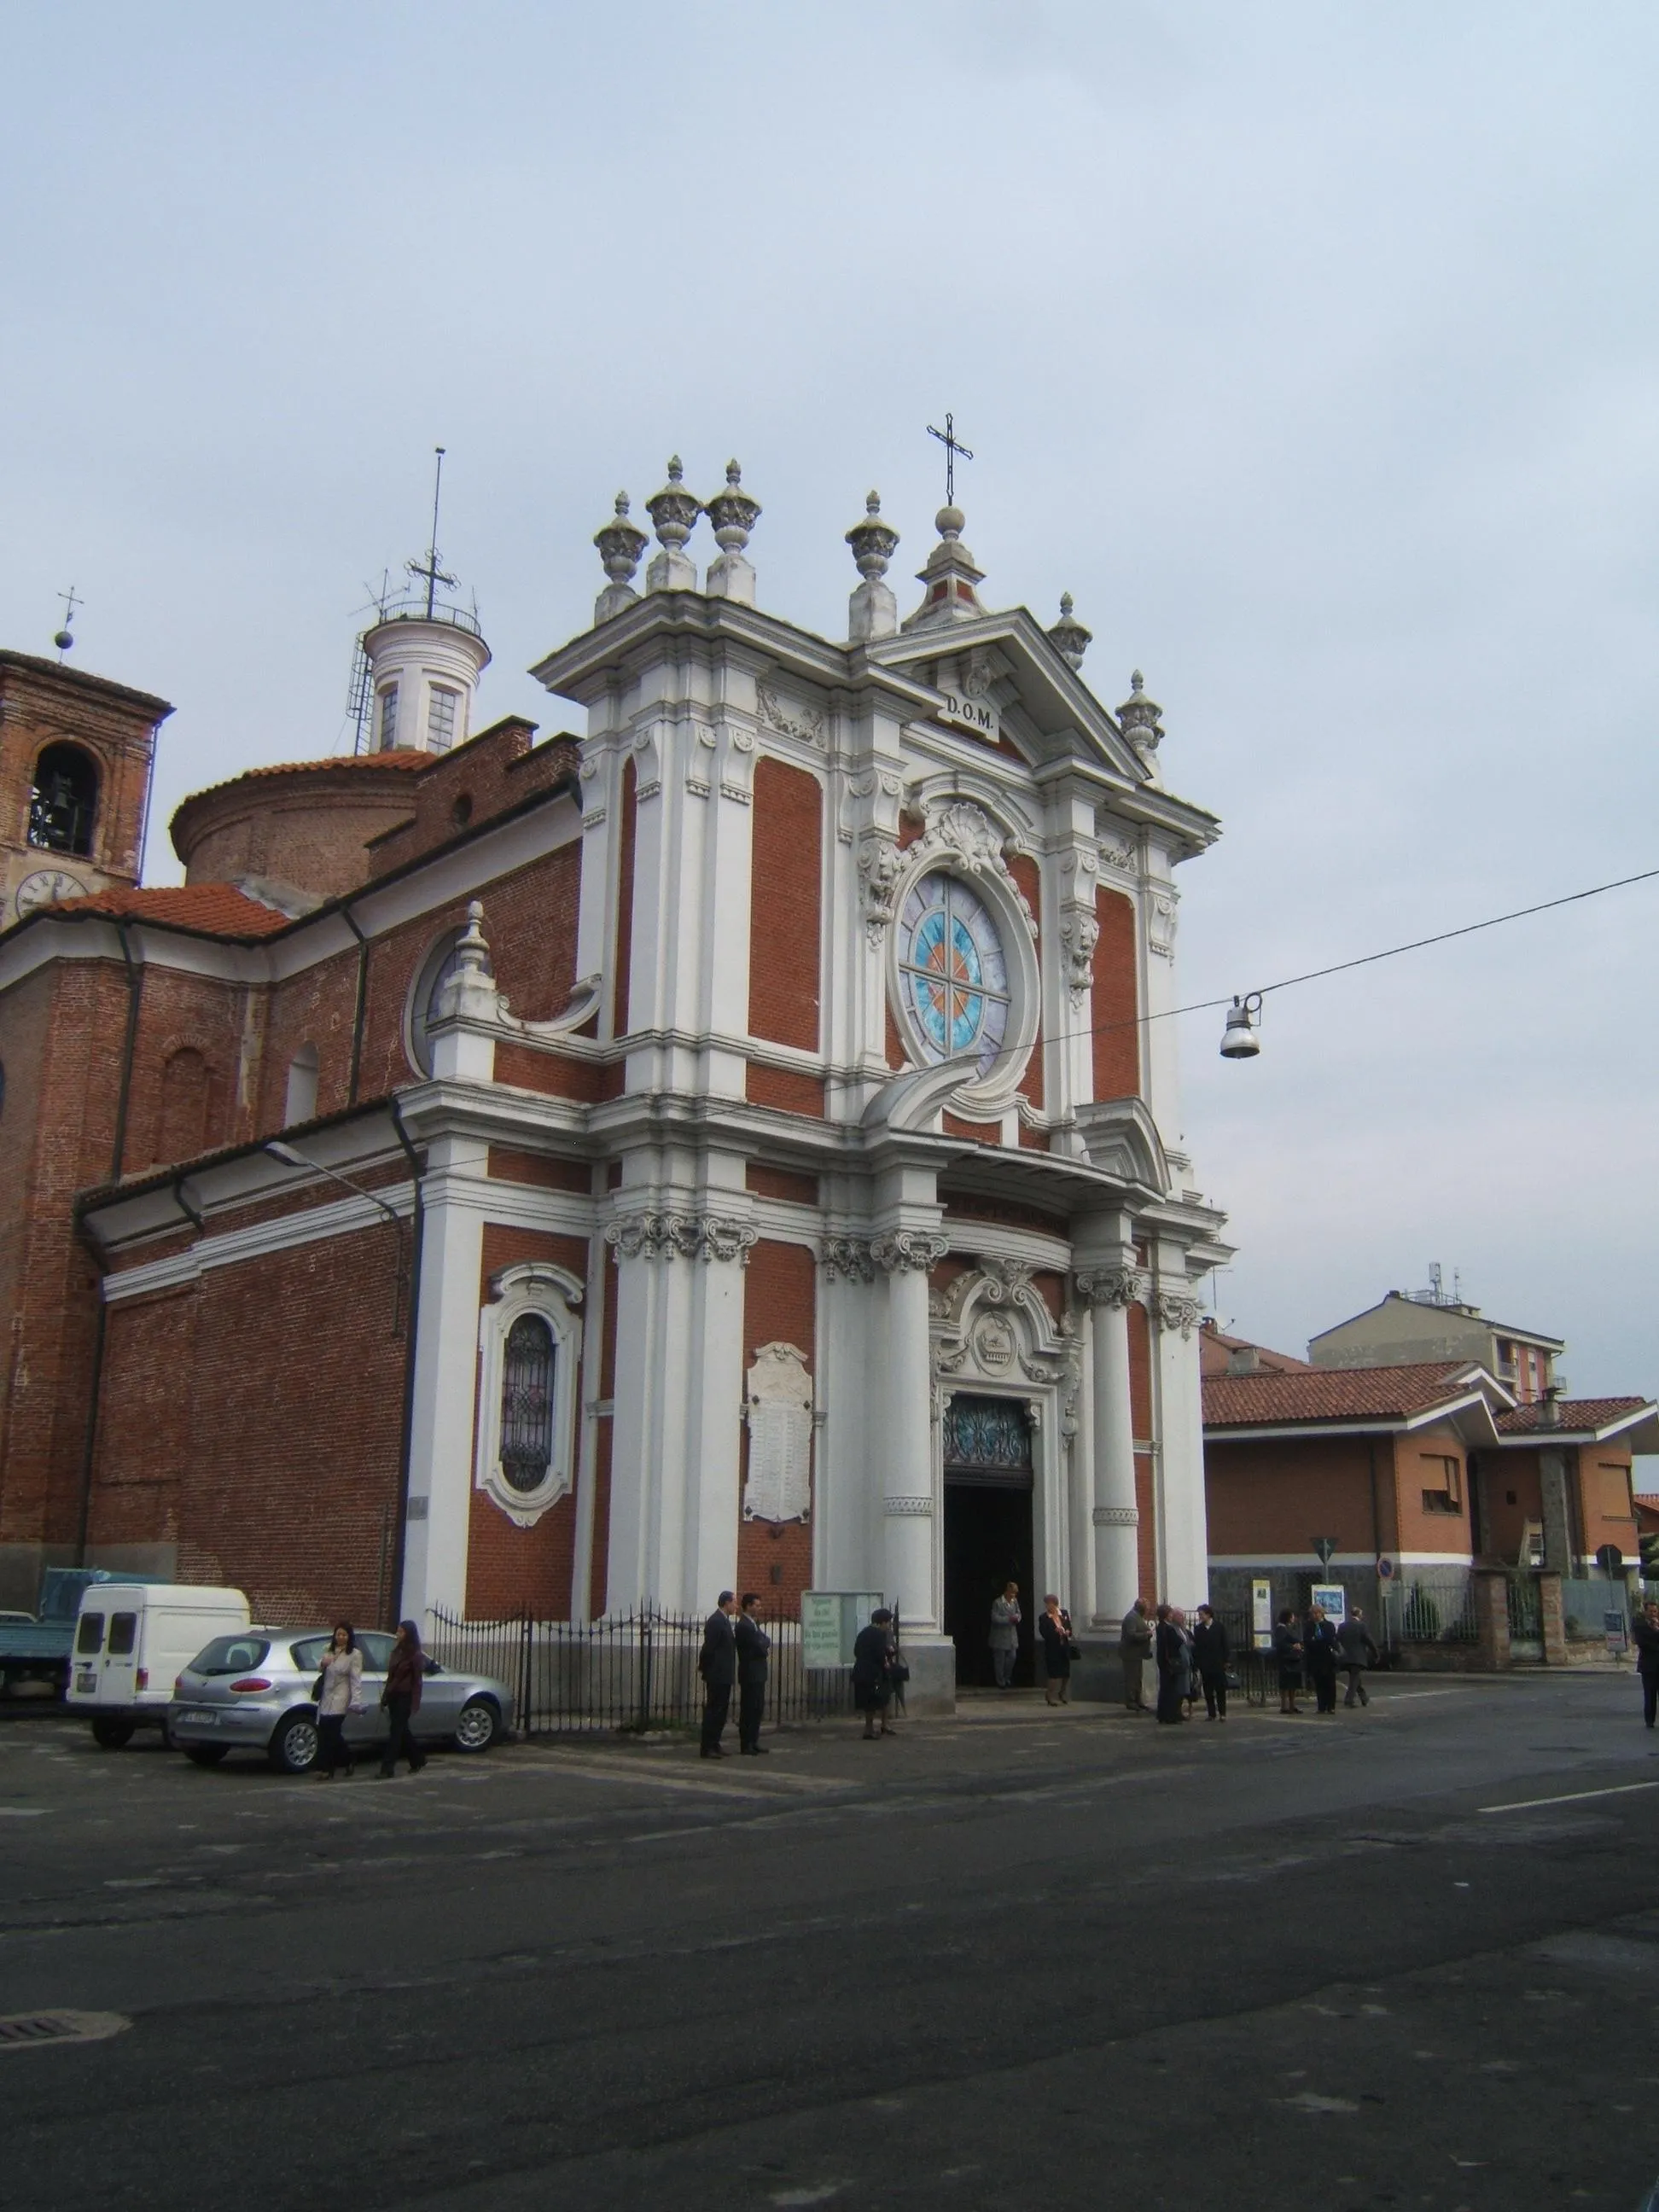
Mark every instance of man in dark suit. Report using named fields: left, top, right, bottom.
left=734, top=1592, right=771, bottom=1755
left=698, top=1591, right=738, bottom=1757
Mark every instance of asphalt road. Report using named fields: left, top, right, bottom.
left=3, top=1674, right=1658, bottom=2211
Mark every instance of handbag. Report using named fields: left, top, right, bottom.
left=310, top=1673, right=326, bottom=1702
left=888, top=1660, right=911, bottom=1685
left=1067, top=1641, right=1083, bottom=1661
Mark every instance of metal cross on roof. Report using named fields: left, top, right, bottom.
left=927, top=412, right=974, bottom=504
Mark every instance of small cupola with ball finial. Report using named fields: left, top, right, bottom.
left=902, top=414, right=990, bottom=632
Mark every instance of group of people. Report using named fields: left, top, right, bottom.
left=311, top=1617, right=429, bottom=1778
left=698, top=1592, right=908, bottom=1749
left=1118, top=1596, right=1381, bottom=1722
left=987, top=1583, right=1080, bottom=1706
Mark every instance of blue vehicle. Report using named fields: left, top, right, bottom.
left=0, top=1569, right=159, bottom=1698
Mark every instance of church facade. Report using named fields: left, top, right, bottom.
left=0, top=463, right=1231, bottom=1703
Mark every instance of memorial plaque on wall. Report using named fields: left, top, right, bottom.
left=744, top=1341, right=812, bottom=1522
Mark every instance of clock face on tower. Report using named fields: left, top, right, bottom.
left=14, top=867, right=87, bottom=920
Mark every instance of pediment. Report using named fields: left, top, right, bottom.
left=868, top=609, right=1151, bottom=787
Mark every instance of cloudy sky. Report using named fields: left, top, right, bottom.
left=4, top=3, right=1657, bottom=1404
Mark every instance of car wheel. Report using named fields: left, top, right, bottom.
left=90, top=1716, right=135, bottom=1750
left=268, top=1713, right=319, bottom=1775
left=183, top=1744, right=228, bottom=1768
left=452, top=1697, right=500, bottom=1753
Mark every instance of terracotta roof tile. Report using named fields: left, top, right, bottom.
left=1198, top=1324, right=1315, bottom=1377
left=49, top=884, right=293, bottom=937
left=1495, top=1397, right=1651, bottom=1435
left=1203, top=1361, right=1479, bottom=1428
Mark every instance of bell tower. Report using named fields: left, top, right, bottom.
left=0, top=649, right=172, bottom=929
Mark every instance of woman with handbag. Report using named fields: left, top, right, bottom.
left=853, top=1608, right=899, bottom=1741
left=1037, top=1594, right=1075, bottom=1706
left=314, top=1621, right=363, bottom=1778
left=377, top=1619, right=428, bottom=1778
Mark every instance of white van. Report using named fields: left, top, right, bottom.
left=67, top=1584, right=250, bottom=1748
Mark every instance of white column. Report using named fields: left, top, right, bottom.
left=399, top=1142, right=488, bottom=1625
left=873, top=1231, right=946, bottom=1628
left=1078, top=1266, right=1146, bottom=1627
left=1153, top=1284, right=1209, bottom=1608
left=684, top=1231, right=748, bottom=1610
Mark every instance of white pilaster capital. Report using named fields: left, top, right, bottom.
left=819, top=1235, right=877, bottom=1282
left=1074, top=1266, right=1148, bottom=1311
left=1154, top=1291, right=1202, bottom=1340
left=870, top=1229, right=950, bottom=1275
left=603, top=1213, right=758, bottom=1266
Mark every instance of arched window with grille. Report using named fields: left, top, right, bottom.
left=29, top=743, right=99, bottom=857
left=500, top=1314, right=556, bottom=1493
left=474, top=1261, right=584, bottom=1527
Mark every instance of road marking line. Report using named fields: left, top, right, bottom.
left=1479, top=1780, right=1659, bottom=1814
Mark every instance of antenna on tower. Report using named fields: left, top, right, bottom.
left=54, top=585, right=82, bottom=660
left=407, top=445, right=456, bottom=620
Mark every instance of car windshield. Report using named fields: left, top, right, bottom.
left=188, top=1636, right=271, bottom=1676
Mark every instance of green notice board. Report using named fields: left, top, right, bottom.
left=800, top=1591, right=885, bottom=1668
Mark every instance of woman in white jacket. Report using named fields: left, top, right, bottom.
left=316, top=1621, right=364, bottom=1778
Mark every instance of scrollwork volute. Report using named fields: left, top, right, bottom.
left=1074, top=1266, right=1148, bottom=1311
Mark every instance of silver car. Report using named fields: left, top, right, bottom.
left=168, top=1628, right=514, bottom=1774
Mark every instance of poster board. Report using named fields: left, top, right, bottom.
left=1311, top=1581, right=1348, bottom=1625
left=800, top=1591, right=884, bottom=1668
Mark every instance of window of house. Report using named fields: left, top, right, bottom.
left=283, top=1044, right=319, bottom=1126
left=474, top=1262, right=584, bottom=1527
left=1420, top=1452, right=1463, bottom=1516
left=426, top=684, right=459, bottom=752
left=377, top=684, right=400, bottom=751
left=28, top=742, right=99, bottom=856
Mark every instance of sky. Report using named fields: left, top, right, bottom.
left=3, top=2, right=1657, bottom=1407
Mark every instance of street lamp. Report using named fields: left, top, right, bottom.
left=263, top=1139, right=410, bottom=1332
left=1220, top=992, right=1262, bottom=1059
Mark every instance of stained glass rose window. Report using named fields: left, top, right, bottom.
left=898, top=873, right=1010, bottom=1078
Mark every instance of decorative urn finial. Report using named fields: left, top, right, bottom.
left=1117, top=669, right=1164, bottom=760
left=1049, top=592, right=1092, bottom=671
left=592, top=491, right=649, bottom=625
left=644, top=455, right=702, bottom=592
left=704, top=458, right=761, bottom=603
left=846, top=489, right=901, bottom=643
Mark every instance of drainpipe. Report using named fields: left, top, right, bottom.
left=387, top=1098, right=426, bottom=1625
left=341, top=900, right=370, bottom=1107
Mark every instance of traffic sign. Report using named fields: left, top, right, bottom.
left=1376, top=1555, right=1395, bottom=1580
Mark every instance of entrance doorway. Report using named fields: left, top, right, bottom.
left=941, top=1395, right=1034, bottom=1687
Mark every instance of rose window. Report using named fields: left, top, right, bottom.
left=897, top=873, right=1010, bottom=1077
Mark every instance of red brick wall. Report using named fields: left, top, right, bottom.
left=736, top=1237, right=816, bottom=1607
left=942, top=1112, right=1000, bottom=1144
left=1392, top=1425, right=1472, bottom=1555
left=746, top=1164, right=819, bottom=1206
left=90, top=1219, right=409, bottom=1624
left=1204, top=1435, right=1385, bottom=1559
left=465, top=1225, right=591, bottom=1619
left=941, top=1195, right=1068, bottom=1237
left=748, top=755, right=822, bottom=1052
left=1092, top=887, right=1139, bottom=1101
left=746, top=1063, right=825, bottom=1116
left=486, top=1148, right=591, bottom=1193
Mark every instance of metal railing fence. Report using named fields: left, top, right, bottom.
left=426, top=1604, right=859, bottom=1736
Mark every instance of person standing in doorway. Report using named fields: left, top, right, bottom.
left=1337, top=1607, right=1379, bottom=1708
left=1038, top=1594, right=1074, bottom=1706
left=1190, top=1603, right=1231, bottom=1721
left=734, top=1592, right=771, bottom=1755
left=1273, top=1609, right=1304, bottom=1716
left=1155, top=1604, right=1191, bottom=1724
left=1634, top=1600, right=1659, bottom=1729
left=1120, top=1598, right=1153, bottom=1712
left=315, top=1621, right=362, bottom=1778
left=377, top=1620, right=428, bottom=1778
left=1305, top=1604, right=1341, bottom=1714
left=989, top=1581, right=1022, bottom=1690
left=853, top=1607, right=898, bottom=1740
left=698, top=1592, right=738, bottom=1758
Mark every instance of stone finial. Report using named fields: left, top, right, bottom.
left=900, top=501, right=987, bottom=633
left=454, top=898, right=492, bottom=978
left=593, top=492, right=649, bottom=626
left=846, top=490, right=901, bottom=643
left=705, top=459, right=761, bottom=604
left=1049, top=592, right=1092, bottom=672
left=1116, top=670, right=1164, bottom=760
left=429, top=899, right=500, bottom=1080
left=644, top=455, right=702, bottom=592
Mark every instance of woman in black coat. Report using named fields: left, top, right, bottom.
left=1272, top=1609, right=1303, bottom=1716
left=1037, top=1595, right=1074, bottom=1707
left=853, top=1609, right=897, bottom=1741
left=1190, top=1604, right=1231, bottom=1720
left=1304, top=1604, right=1342, bottom=1714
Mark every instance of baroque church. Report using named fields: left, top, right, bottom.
left=0, top=460, right=1231, bottom=1706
